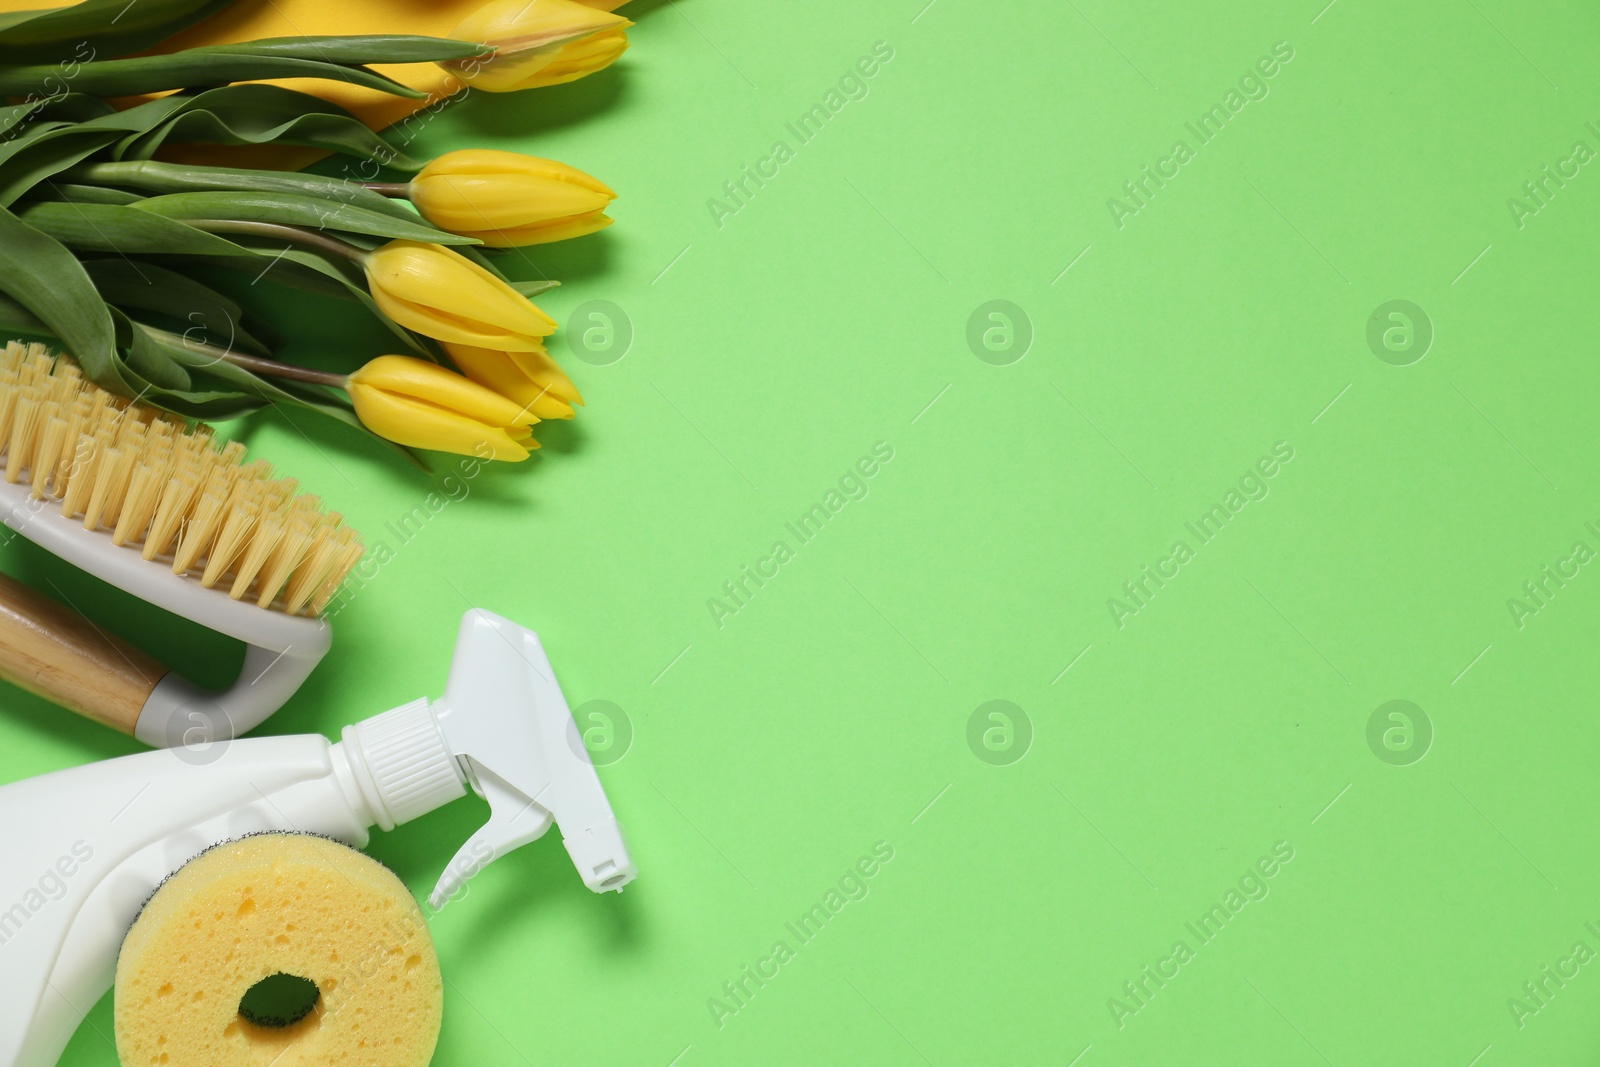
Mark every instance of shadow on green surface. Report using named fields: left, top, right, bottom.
left=482, top=229, right=618, bottom=288
left=367, top=785, right=645, bottom=953
left=532, top=413, right=586, bottom=457
left=452, top=66, right=631, bottom=144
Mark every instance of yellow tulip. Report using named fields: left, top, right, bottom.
left=364, top=240, right=554, bottom=352
left=410, top=150, right=615, bottom=247
left=443, top=341, right=584, bottom=421
left=517, top=28, right=629, bottom=88
left=346, top=355, right=538, bottom=461
left=442, top=0, right=632, bottom=92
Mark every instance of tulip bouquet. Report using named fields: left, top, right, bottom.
left=0, top=0, right=633, bottom=464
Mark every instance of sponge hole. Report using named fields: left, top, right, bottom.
left=237, top=973, right=320, bottom=1028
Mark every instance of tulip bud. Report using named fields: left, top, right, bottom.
left=443, top=341, right=584, bottom=421
left=410, top=150, right=615, bottom=247
left=364, top=239, right=554, bottom=352
left=347, top=355, right=539, bottom=460
left=442, top=0, right=632, bottom=93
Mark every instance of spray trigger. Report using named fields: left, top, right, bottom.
left=426, top=610, right=635, bottom=908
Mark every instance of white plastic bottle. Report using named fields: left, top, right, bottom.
left=0, top=609, right=635, bottom=1067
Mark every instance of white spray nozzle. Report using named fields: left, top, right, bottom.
left=339, top=610, right=635, bottom=909
left=428, top=610, right=635, bottom=907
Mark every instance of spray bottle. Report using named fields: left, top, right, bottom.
left=0, top=609, right=635, bottom=1067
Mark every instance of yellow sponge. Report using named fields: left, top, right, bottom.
left=114, top=833, right=443, bottom=1066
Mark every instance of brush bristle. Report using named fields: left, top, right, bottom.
left=0, top=342, right=363, bottom=615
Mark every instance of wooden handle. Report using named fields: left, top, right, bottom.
left=0, top=572, right=168, bottom=735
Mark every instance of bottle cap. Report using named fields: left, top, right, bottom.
left=340, top=696, right=466, bottom=830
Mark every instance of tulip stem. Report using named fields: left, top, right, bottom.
left=361, top=182, right=411, bottom=197
left=219, top=351, right=349, bottom=387
left=181, top=219, right=367, bottom=262
left=142, top=327, right=349, bottom=387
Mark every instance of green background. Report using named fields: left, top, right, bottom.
left=4, top=0, right=1600, bottom=1062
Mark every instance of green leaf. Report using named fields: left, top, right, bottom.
left=83, top=258, right=273, bottom=356
left=324, top=232, right=385, bottom=253
left=0, top=292, right=47, bottom=334
left=512, top=279, right=562, bottom=298
left=0, top=81, right=423, bottom=207
left=101, top=352, right=264, bottom=420
left=0, top=94, right=197, bottom=205
left=203, top=238, right=435, bottom=361
left=0, top=0, right=237, bottom=64
left=0, top=203, right=118, bottom=390
left=17, top=203, right=377, bottom=319
left=266, top=247, right=434, bottom=357
left=203, top=244, right=358, bottom=302
left=68, top=159, right=420, bottom=222
left=113, top=85, right=423, bottom=170
left=26, top=182, right=142, bottom=205
left=0, top=101, right=52, bottom=140
left=108, top=309, right=314, bottom=423
left=0, top=36, right=488, bottom=99
left=0, top=89, right=417, bottom=208
left=17, top=200, right=264, bottom=259
left=113, top=308, right=192, bottom=391
left=214, top=36, right=491, bottom=65
left=0, top=124, right=126, bottom=207
left=64, top=91, right=198, bottom=140
left=158, top=338, right=317, bottom=406
left=0, top=93, right=113, bottom=138
left=134, top=190, right=477, bottom=245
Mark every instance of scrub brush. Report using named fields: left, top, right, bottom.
left=0, top=340, right=363, bottom=745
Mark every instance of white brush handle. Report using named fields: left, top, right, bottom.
left=133, top=645, right=326, bottom=747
